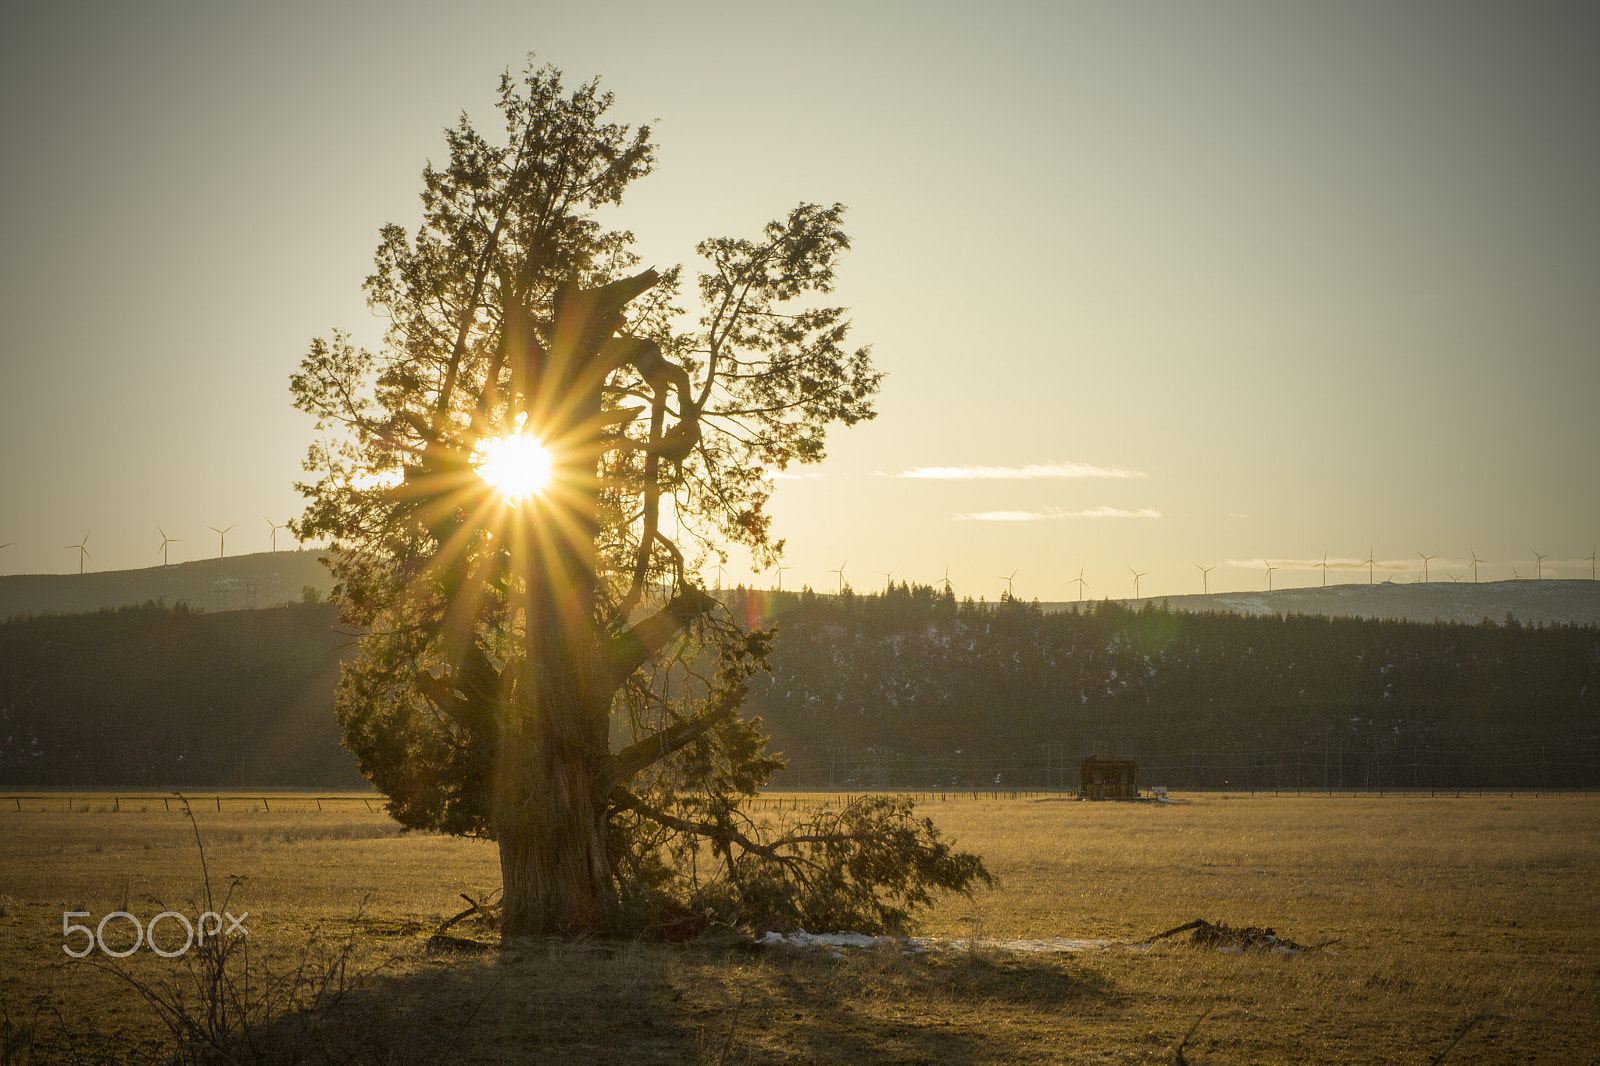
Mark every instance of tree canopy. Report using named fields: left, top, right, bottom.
left=289, top=62, right=986, bottom=937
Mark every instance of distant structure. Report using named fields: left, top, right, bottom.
left=264, top=517, right=289, bottom=552
left=1129, top=567, right=1149, bottom=599
left=157, top=527, right=180, bottom=567
left=1079, top=756, right=1138, bottom=800
left=67, top=533, right=92, bottom=574
left=209, top=523, right=236, bottom=559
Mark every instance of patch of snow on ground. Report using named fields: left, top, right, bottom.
left=760, top=931, right=1114, bottom=954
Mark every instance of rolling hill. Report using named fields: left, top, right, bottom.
left=1040, top=578, right=1600, bottom=627
left=0, top=550, right=334, bottom=620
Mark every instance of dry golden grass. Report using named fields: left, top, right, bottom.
left=1, top=791, right=1596, bottom=1063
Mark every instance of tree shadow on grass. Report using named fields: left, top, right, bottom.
left=220, top=938, right=1123, bottom=1065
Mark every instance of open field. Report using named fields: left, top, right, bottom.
left=2, top=792, right=1597, bottom=1063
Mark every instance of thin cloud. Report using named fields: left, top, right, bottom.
left=898, top=462, right=1147, bottom=480
left=956, top=506, right=1162, bottom=521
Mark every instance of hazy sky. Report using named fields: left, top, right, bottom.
left=2, top=0, right=1596, bottom=599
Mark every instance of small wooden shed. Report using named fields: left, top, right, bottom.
left=1079, top=756, right=1138, bottom=800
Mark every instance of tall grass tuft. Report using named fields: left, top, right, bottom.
left=80, top=794, right=373, bottom=1065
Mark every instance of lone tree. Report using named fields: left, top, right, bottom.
left=291, top=63, right=987, bottom=938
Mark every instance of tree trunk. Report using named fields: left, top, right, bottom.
left=495, top=713, right=612, bottom=936
left=492, top=271, right=651, bottom=937
left=495, top=499, right=614, bottom=937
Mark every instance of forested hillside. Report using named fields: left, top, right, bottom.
left=0, top=599, right=362, bottom=787
left=2, top=588, right=1597, bottom=790
left=736, top=585, right=1600, bottom=790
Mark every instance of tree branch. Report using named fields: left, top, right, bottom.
left=607, top=704, right=735, bottom=787
left=605, top=586, right=717, bottom=684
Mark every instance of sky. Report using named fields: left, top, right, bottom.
left=2, top=0, right=1597, bottom=600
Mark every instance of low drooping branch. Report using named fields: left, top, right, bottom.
left=609, top=786, right=796, bottom=867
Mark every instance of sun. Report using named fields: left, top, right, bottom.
left=473, top=431, right=553, bottom=502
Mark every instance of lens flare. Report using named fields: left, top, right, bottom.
left=473, top=432, right=553, bottom=502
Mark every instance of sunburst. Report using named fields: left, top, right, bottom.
left=473, top=431, right=553, bottom=503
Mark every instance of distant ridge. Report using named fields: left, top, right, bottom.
left=0, top=550, right=334, bottom=620
left=1038, top=579, right=1600, bottom=627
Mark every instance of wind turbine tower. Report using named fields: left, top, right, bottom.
left=1533, top=549, right=1548, bottom=580
left=1129, top=567, right=1149, bottom=600
left=827, top=561, right=848, bottom=595
left=1365, top=549, right=1376, bottom=585
left=209, top=524, right=236, bottom=559
left=264, top=517, right=289, bottom=552
left=997, top=569, right=1018, bottom=598
left=1417, top=551, right=1437, bottom=583
left=1195, top=563, right=1214, bottom=595
left=1469, top=549, right=1483, bottom=583
left=157, top=528, right=181, bottom=567
left=1318, top=552, right=1331, bottom=587
left=1263, top=560, right=1278, bottom=592
left=774, top=565, right=791, bottom=592
left=67, top=533, right=91, bottom=574
left=1070, top=567, right=1089, bottom=602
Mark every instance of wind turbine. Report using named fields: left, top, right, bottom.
left=826, top=560, right=847, bottom=595
left=774, top=565, right=792, bottom=592
left=1587, top=548, right=1597, bottom=581
left=1129, top=567, right=1149, bottom=599
left=1469, top=548, right=1483, bottom=583
left=713, top=562, right=726, bottom=590
left=879, top=567, right=897, bottom=589
left=997, top=569, right=1018, bottom=598
left=1417, top=551, right=1437, bottom=583
left=1263, top=559, right=1277, bottom=592
left=1365, top=549, right=1376, bottom=585
left=1532, top=549, right=1548, bottom=581
left=209, top=523, right=236, bottom=559
left=1195, top=563, right=1214, bottom=595
left=264, top=516, right=289, bottom=552
left=1318, top=552, right=1331, bottom=587
left=1070, top=567, right=1089, bottom=602
left=939, top=566, right=953, bottom=593
left=67, top=533, right=91, bottom=574
left=156, top=528, right=181, bottom=567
